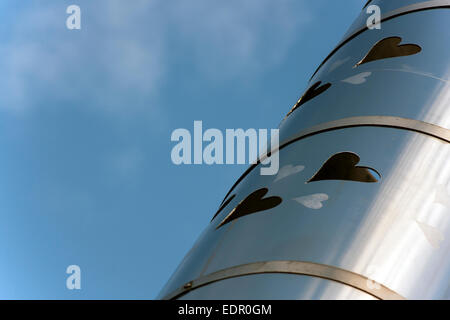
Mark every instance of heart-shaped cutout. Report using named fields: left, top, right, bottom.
left=341, top=72, right=372, bottom=85
left=285, top=81, right=331, bottom=118
left=356, top=36, right=421, bottom=67
left=274, top=164, right=305, bottom=182
left=217, top=188, right=282, bottom=229
left=293, top=193, right=329, bottom=210
left=308, top=152, right=380, bottom=183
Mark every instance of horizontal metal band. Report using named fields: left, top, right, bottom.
left=217, top=116, right=450, bottom=211
left=310, top=0, right=450, bottom=81
left=280, top=116, right=450, bottom=147
left=163, top=260, right=405, bottom=300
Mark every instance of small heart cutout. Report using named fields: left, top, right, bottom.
left=416, top=221, right=444, bottom=249
left=274, top=164, right=305, bottom=182
left=293, top=193, right=329, bottom=210
left=341, top=72, right=372, bottom=85
left=217, top=188, right=282, bottom=229
left=285, top=81, right=331, bottom=118
left=356, top=36, right=421, bottom=67
left=308, top=152, right=380, bottom=183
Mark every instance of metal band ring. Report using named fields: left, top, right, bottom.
left=217, top=116, right=450, bottom=211
left=310, top=0, right=450, bottom=81
left=163, top=260, right=405, bottom=300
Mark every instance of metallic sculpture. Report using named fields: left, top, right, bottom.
left=159, top=0, right=450, bottom=299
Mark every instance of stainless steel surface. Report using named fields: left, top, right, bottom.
left=159, top=1, right=450, bottom=300
left=165, top=261, right=404, bottom=300
left=281, top=116, right=450, bottom=144
left=160, top=127, right=450, bottom=299
left=283, top=10, right=450, bottom=142
left=342, top=1, right=450, bottom=46
left=179, top=273, right=377, bottom=300
left=311, top=1, right=450, bottom=81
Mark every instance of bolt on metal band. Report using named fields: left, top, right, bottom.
left=163, top=260, right=406, bottom=300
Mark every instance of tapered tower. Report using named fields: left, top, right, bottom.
left=159, top=0, right=450, bottom=299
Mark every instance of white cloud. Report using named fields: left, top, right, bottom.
left=168, top=0, right=311, bottom=78
left=108, top=148, right=145, bottom=179
left=0, top=0, right=312, bottom=112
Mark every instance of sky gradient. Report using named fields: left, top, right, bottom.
left=0, top=0, right=363, bottom=298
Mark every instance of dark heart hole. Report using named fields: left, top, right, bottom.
left=285, top=81, right=332, bottom=119
left=308, top=152, right=381, bottom=183
left=356, top=36, right=422, bottom=67
left=216, top=188, right=282, bottom=229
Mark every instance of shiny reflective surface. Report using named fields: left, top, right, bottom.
left=342, top=0, right=449, bottom=41
left=179, top=274, right=377, bottom=300
left=160, top=2, right=450, bottom=300
left=282, top=11, right=450, bottom=142
left=166, top=260, right=404, bottom=299
left=160, top=127, right=450, bottom=299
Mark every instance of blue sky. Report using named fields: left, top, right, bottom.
left=0, top=0, right=363, bottom=298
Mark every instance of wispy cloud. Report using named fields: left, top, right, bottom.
left=0, top=0, right=312, bottom=112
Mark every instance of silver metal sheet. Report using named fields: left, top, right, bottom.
left=179, top=273, right=377, bottom=300
left=160, top=2, right=450, bottom=300
left=159, top=127, right=450, bottom=299
left=342, top=0, right=449, bottom=42
left=281, top=10, right=450, bottom=142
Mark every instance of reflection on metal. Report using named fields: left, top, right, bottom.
left=363, top=0, right=373, bottom=9
left=163, top=260, right=405, bottom=300
left=308, top=152, right=380, bottom=183
left=285, top=81, right=332, bottom=119
left=159, top=1, right=450, bottom=300
left=341, top=71, right=372, bottom=85
left=355, top=37, right=422, bottom=67
left=220, top=116, right=450, bottom=206
left=416, top=220, right=445, bottom=248
left=371, top=68, right=450, bottom=83
left=216, top=188, right=282, bottom=228
left=310, top=0, right=450, bottom=80
left=280, top=116, right=450, bottom=146
left=211, top=194, right=235, bottom=222
left=293, top=193, right=329, bottom=210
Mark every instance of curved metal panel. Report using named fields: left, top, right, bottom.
left=159, top=127, right=450, bottom=299
left=342, top=1, right=450, bottom=45
left=179, top=273, right=377, bottom=300
left=280, top=116, right=450, bottom=146
left=164, top=261, right=404, bottom=300
left=218, top=116, right=450, bottom=207
left=281, top=10, right=450, bottom=142
left=311, top=1, right=450, bottom=81
left=159, top=1, right=450, bottom=300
